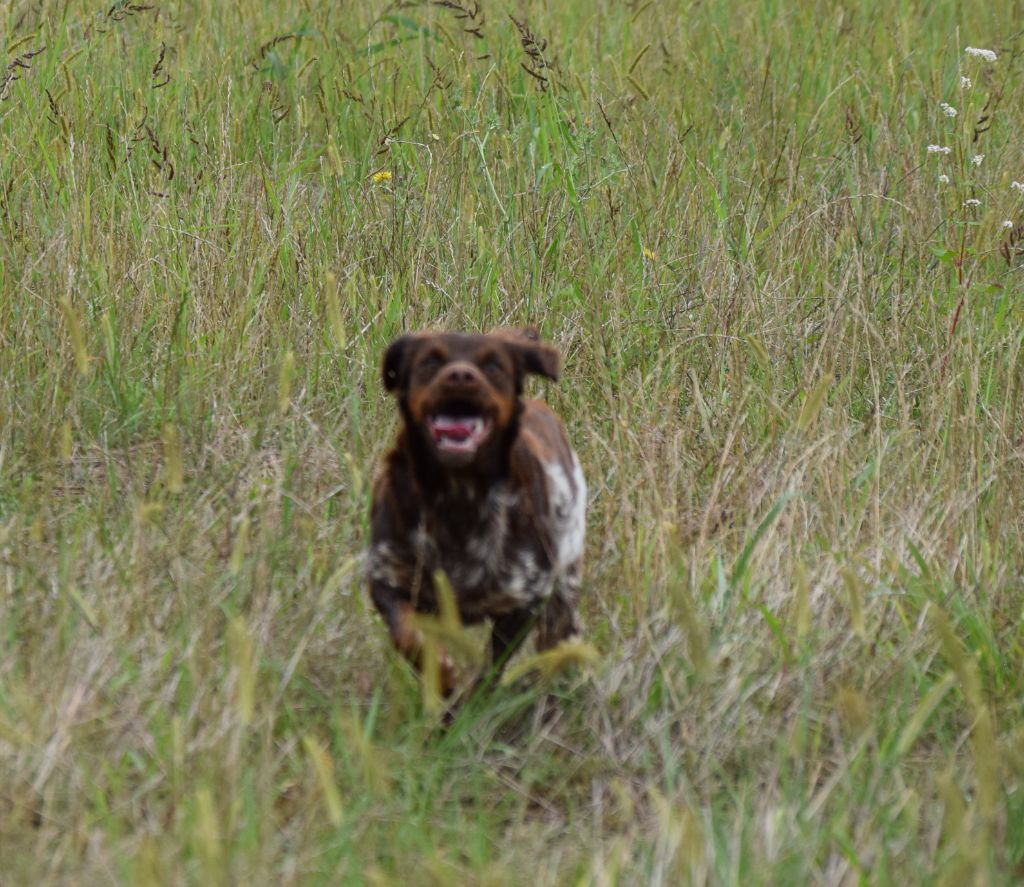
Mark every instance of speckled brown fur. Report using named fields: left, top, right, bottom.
left=366, top=329, right=586, bottom=697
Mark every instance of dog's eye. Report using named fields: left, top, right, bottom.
left=418, top=353, right=443, bottom=374
left=482, top=358, right=504, bottom=377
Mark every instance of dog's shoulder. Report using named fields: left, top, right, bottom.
left=511, top=400, right=577, bottom=485
left=510, top=400, right=586, bottom=569
left=370, top=434, right=421, bottom=537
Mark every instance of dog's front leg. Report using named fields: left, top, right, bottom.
left=369, top=582, right=459, bottom=697
left=484, top=608, right=537, bottom=681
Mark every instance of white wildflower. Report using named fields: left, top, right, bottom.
left=972, top=154, right=985, bottom=166
left=965, top=47, right=997, bottom=62
left=938, top=174, right=950, bottom=184
left=1012, top=181, right=1024, bottom=193
left=1003, top=220, right=1015, bottom=229
left=940, top=102, right=958, bottom=118
left=927, top=144, right=952, bottom=155
left=963, top=199, right=982, bottom=207
left=961, top=76, right=972, bottom=88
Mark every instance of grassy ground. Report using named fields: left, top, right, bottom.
left=2, top=0, right=1023, bottom=882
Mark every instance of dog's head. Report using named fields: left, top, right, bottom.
left=382, top=328, right=560, bottom=468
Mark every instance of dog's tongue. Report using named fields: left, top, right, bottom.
left=428, top=415, right=491, bottom=453
left=431, top=415, right=476, bottom=441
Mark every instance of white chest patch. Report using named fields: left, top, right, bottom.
left=542, top=454, right=587, bottom=572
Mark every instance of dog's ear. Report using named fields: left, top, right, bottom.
left=516, top=339, right=560, bottom=382
left=382, top=335, right=418, bottom=392
left=493, top=328, right=561, bottom=383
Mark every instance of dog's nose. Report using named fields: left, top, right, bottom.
left=442, top=363, right=478, bottom=386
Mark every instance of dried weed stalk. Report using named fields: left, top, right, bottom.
left=432, top=1, right=490, bottom=60
left=0, top=45, right=46, bottom=102
left=152, top=41, right=170, bottom=89
left=510, top=14, right=552, bottom=91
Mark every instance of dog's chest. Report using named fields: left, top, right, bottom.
left=416, top=485, right=552, bottom=620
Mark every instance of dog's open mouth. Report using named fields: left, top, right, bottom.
left=427, top=410, right=492, bottom=454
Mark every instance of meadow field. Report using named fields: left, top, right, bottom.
left=2, top=0, right=1023, bottom=882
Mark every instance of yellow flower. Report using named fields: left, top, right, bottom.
left=371, top=170, right=392, bottom=184
left=642, top=247, right=656, bottom=261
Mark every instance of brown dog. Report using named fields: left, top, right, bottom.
left=366, top=328, right=586, bottom=696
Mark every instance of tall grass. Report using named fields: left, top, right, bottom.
left=1, top=0, right=1022, bottom=882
